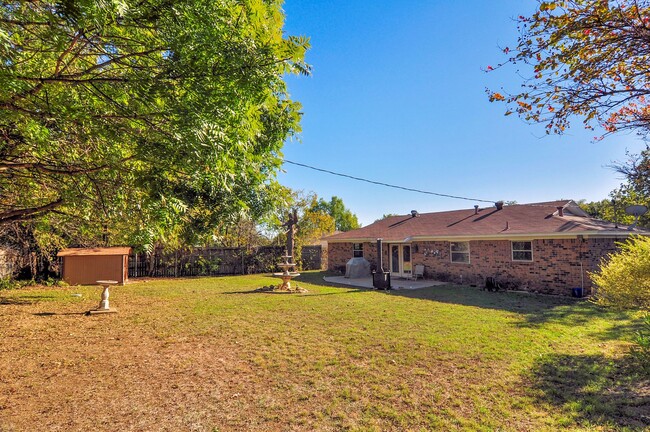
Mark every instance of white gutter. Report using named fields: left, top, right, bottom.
left=327, top=230, right=646, bottom=243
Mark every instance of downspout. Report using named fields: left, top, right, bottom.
left=578, top=235, right=585, bottom=295
left=376, top=238, right=384, bottom=272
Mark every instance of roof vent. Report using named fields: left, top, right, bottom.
left=495, top=201, right=504, bottom=211
left=557, top=206, right=564, bottom=217
left=410, top=210, right=419, bottom=218
left=474, top=205, right=479, bottom=215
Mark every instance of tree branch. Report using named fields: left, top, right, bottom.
left=0, top=199, right=64, bottom=224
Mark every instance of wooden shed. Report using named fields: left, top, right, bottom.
left=57, top=247, right=131, bottom=286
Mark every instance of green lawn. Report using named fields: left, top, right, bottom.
left=0, top=272, right=647, bottom=431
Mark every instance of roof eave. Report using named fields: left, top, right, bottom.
left=326, top=230, right=646, bottom=243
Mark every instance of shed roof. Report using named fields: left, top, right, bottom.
left=326, top=200, right=647, bottom=242
left=57, top=247, right=132, bottom=257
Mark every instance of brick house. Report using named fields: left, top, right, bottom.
left=326, top=200, right=648, bottom=295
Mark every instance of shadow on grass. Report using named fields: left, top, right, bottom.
left=0, top=297, right=34, bottom=305
left=293, top=271, right=370, bottom=289
left=0, top=293, right=59, bottom=305
left=33, top=312, right=86, bottom=316
left=527, top=353, right=650, bottom=429
left=222, top=271, right=367, bottom=295
left=303, top=271, right=638, bottom=339
left=393, top=285, right=639, bottom=339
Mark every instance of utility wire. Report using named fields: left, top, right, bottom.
left=283, top=160, right=496, bottom=204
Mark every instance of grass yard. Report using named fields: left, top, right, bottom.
left=0, top=272, right=648, bottom=431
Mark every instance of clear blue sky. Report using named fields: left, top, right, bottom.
left=278, top=0, right=646, bottom=226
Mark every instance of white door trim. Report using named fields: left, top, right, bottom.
left=389, top=243, right=412, bottom=278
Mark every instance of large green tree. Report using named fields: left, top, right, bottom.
left=0, top=0, right=309, bottom=251
left=579, top=186, right=650, bottom=229
left=488, top=0, right=650, bottom=138
left=263, top=189, right=336, bottom=245
left=313, top=196, right=360, bottom=232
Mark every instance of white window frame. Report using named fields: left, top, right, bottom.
left=450, top=241, right=470, bottom=264
left=353, top=243, right=363, bottom=258
left=512, top=241, right=533, bottom=262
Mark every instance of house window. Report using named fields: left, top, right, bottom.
left=450, top=242, right=470, bottom=263
left=512, top=241, right=533, bottom=262
left=353, top=243, right=363, bottom=258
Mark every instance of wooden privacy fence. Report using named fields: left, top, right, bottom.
left=128, top=245, right=323, bottom=278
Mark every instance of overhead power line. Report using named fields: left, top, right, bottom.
left=283, top=160, right=496, bottom=204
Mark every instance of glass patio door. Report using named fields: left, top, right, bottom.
left=390, top=244, right=412, bottom=278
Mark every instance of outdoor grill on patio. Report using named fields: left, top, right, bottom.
left=372, top=238, right=391, bottom=290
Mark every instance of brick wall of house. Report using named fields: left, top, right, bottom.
left=328, top=237, right=622, bottom=296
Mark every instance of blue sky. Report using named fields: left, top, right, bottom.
left=278, top=0, right=646, bottom=226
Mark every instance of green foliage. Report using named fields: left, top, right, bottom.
left=591, top=236, right=650, bottom=309
left=613, top=145, right=650, bottom=201
left=263, top=189, right=338, bottom=245
left=0, top=0, right=310, bottom=252
left=579, top=185, right=650, bottom=229
left=300, top=195, right=336, bottom=244
left=261, top=189, right=352, bottom=269
left=631, top=314, right=650, bottom=373
left=194, top=255, right=221, bottom=274
left=489, top=0, right=650, bottom=138
left=0, top=276, right=62, bottom=289
left=0, top=277, right=19, bottom=290
left=312, top=196, right=360, bottom=232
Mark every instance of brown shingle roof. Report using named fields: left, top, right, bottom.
left=57, top=247, right=132, bottom=257
left=327, top=200, right=642, bottom=242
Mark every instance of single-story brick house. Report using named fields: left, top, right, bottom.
left=326, top=200, right=648, bottom=295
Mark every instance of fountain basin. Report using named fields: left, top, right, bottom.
left=273, top=272, right=301, bottom=277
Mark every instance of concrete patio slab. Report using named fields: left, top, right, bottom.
left=323, top=275, right=448, bottom=290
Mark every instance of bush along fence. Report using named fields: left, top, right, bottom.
left=128, top=245, right=323, bottom=278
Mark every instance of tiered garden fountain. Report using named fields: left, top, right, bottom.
left=257, top=210, right=306, bottom=293
left=272, top=254, right=303, bottom=292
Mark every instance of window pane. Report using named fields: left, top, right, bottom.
left=391, top=246, right=399, bottom=272
left=512, top=241, right=532, bottom=252
left=450, top=242, right=469, bottom=252
left=451, top=252, right=469, bottom=263
left=513, top=251, right=532, bottom=261
left=403, top=246, right=410, bottom=262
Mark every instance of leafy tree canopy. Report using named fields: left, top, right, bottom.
left=0, top=0, right=309, bottom=251
left=263, top=189, right=335, bottom=244
left=488, top=0, right=650, bottom=138
left=579, top=186, right=650, bottom=229
left=312, top=196, right=360, bottom=232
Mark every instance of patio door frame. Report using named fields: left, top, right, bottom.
left=389, top=243, right=412, bottom=278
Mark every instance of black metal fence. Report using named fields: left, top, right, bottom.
left=128, top=245, right=322, bottom=278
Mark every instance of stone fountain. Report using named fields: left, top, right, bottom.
left=272, top=254, right=302, bottom=291
left=258, top=209, right=306, bottom=293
